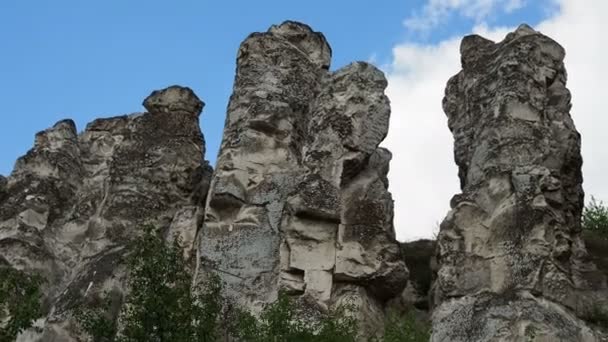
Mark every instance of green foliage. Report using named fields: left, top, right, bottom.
left=190, top=275, right=223, bottom=341
left=74, top=295, right=117, bottom=342
left=77, top=225, right=222, bottom=342
left=380, top=310, right=430, bottom=342
left=233, top=292, right=358, bottom=342
left=582, top=196, right=608, bottom=236
left=77, top=225, right=432, bottom=342
left=0, top=267, right=44, bottom=342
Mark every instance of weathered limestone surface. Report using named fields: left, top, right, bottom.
left=196, top=20, right=407, bottom=332
left=0, top=86, right=212, bottom=341
left=433, top=24, right=608, bottom=341
left=8, top=19, right=607, bottom=342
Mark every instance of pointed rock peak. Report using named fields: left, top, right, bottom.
left=501, top=24, right=565, bottom=61
left=269, top=20, right=332, bottom=70
left=501, top=23, right=541, bottom=44
left=53, top=119, right=77, bottom=133
left=514, top=23, right=538, bottom=36
left=143, top=85, right=204, bottom=116
left=33, top=118, right=78, bottom=148
left=45, top=119, right=78, bottom=139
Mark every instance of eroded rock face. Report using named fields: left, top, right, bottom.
left=0, top=86, right=212, bottom=341
left=433, top=24, right=608, bottom=341
left=196, top=20, right=407, bottom=333
left=12, top=20, right=606, bottom=342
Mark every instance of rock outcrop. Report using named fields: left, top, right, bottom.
left=433, top=24, right=608, bottom=341
left=0, top=86, right=212, bottom=341
left=4, top=19, right=607, bottom=342
left=0, top=22, right=408, bottom=340
left=196, top=20, right=407, bottom=333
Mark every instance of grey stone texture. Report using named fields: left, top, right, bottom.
left=3, top=20, right=606, bottom=342
left=1, top=86, right=212, bottom=341
left=433, top=24, right=608, bottom=341
left=196, top=20, right=407, bottom=334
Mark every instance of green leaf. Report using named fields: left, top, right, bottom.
left=0, top=267, right=44, bottom=342
left=583, top=196, right=608, bottom=236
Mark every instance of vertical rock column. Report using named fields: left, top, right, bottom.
left=198, top=21, right=330, bottom=310
left=198, top=21, right=407, bottom=331
left=433, top=25, right=607, bottom=341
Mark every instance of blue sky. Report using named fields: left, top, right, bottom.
left=0, top=0, right=548, bottom=175
left=3, top=1, right=601, bottom=241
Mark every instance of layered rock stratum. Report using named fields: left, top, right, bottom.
left=433, top=24, right=608, bottom=341
left=1, top=20, right=607, bottom=342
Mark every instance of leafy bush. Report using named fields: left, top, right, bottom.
left=233, top=292, right=358, bottom=342
left=0, top=267, right=44, bottom=342
left=75, top=295, right=118, bottom=342
left=77, top=225, right=434, bottom=342
left=582, top=196, right=608, bottom=236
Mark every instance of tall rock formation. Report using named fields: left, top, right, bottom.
left=0, top=86, right=212, bottom=341
left=1, top=22, right=409, bottom=340
left=7, top=19, right=607, bottom=342
left=433, top=24, right=608, bottom=341
left=197, top=21, right=407, bottom=332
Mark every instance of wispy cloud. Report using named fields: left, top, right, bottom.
left=385, top=0, right=608, bottom=241
left=505, top=0, right=526, bottom=12
left=404, top=0, right=528, bottom=31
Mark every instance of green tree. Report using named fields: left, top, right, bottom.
left=582, top=196, right=608, bottom=236
left=77, top=225, right=222, bottom=342
left=233, top=292, right=358, bottom=342
left=75, top=294, right=118, bottom=342
left=0, top=267, right=44, bottom=342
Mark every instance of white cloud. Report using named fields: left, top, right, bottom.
left=404, top=0, right=528, bottom=31
left=383, top=39, right=461, bottom=241
left=385, top=0, right=608, bottom=241
left=537, top=0, right=608, bottom=205
left=505, top=0, right=526, bottom=12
